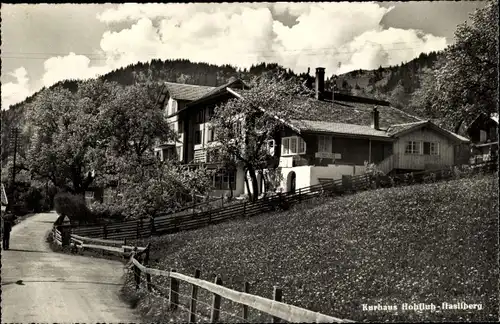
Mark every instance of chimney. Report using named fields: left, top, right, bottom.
left=315, top=67, right=325, bottom=100
left=371, top=106, right=380, bottom=130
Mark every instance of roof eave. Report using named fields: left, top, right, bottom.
left=300, top=129, right=393, bottom=141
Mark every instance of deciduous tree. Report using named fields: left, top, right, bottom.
left=208, top=73, right=313, bottom=201
left=417, top=2, right=498, bottom=133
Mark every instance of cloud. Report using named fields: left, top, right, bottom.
left=93, top=2, right=446, bottom=75
left=1, top=67, right=32, bottom=109
left=42, top=52, right=109, bottom=87
left=5, top=3, right=449, bottom=108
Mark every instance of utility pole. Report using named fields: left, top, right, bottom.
left=9, top=127, right=19, bottom=186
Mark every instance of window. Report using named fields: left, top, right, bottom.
left=317, top=135, right=331, bottom=153
left=480, top=130, right=487, bottom=143
left=281, top=136, right=306, bottom=156
left=196, top=110, right=204, bottom=124
left=194, top=130, right=202, bottom=145
left=282, top=138, right=290, bottom=155
left=207, top=127, right=216, bottom=142
left=176, top=147, right=182, bottom=160
left=290, top=138, right=297, bottom=154
left=162, top=147, right=177, bottom=161
left=423, top=142, right=440, bottom=155
left=405, top=141, right=420, bottom=154
left=213, top=170, right=236, bottom=190
left=207, top=105, right=216, bottom=119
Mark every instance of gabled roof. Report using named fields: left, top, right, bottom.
left=163, top=82, right=215, bottom=101
left=291, top=119, right=391, bottom=140
left=387, top=120, right=469, bottom=143
left=230, top=89, right=421, bottom=129
left=385, top=121, right=429, bottom=136
left=200, top=78, right=248, bottom=99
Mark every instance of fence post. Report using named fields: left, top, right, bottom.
left=60, top=226, right=71, bottom=247
left=189, top=269, right=201, bottom=323
left=134, top=252, right=141, bottom=290
left=150, top=217, right=156, bottom=236
left=221, top=196, right=224, bottom=208
left=103, top=224, right=108, bottom=239
left=210, top=275, right=223, bottom=323
left=169, top=269, right=179, bottom=310
left=145, top=246, right=151, bottom=292
left=242, top=282, right=249, bottom=321
left=136, top=220, right=139, bottom=240
left=298, top=188, right=302, bottom=202
left=243, top=201, right=247, bottom=217
left=272, top=287, right=283, bottom=323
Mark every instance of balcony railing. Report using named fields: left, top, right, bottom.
left=193, top=149, right=207, bottom=163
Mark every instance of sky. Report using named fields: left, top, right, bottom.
left=1, top=1, right=488, bottom=110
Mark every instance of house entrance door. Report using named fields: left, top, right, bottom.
left=289, top=171, right=296, bottom=194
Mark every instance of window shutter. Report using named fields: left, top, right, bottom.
left=423, top=142, right=430, bottom=155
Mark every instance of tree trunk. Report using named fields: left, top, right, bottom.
left=247, top=166, right=259, bottom=202
left=244, top=169, right=253, bottom=201
left=229, top=174, right=234, bottom=199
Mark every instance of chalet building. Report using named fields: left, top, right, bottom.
left=465, top=112, right=498, bottom=163
left=155, top=68, right=470, bottom=197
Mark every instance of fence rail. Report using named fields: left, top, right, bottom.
left=128, top=247, right=354, bottom=323
left=62, top=161, right=497, bottom=240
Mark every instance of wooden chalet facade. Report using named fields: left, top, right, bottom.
left=154, top=68, right=470, bottom=197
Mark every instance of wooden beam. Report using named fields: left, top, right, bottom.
left=368, top=139, right=372, bottom=164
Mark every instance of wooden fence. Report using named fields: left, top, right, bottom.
left=62, top=161, right=498, bottom=240
left=52, top=228, right=353, bottom=323
left=53, top=226, right=146, bottom=257
left=127, top=244, right=354, bottom=323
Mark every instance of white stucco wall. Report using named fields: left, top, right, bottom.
left=280, top=166, right=312, bottom=192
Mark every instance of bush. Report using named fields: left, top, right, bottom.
left=19, top=186, right=44, bottom=212
left=89, top=201, right=127, bottom=222
left=53, top=192, right=96, bottom=225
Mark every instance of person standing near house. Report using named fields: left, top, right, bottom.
left=2, top=215, right=13, bottom=250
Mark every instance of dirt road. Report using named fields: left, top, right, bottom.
left=1, top=212, right=140, bottom=322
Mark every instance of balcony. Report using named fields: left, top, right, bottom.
left=193, top=149, right=207, bottom=163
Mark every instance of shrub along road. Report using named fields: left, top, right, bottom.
left=1, top=211, right=140, bottom=323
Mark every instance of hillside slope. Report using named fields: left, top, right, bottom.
left=329, top=51, right=442, bottom=112
left=1, top=52, right=443, bottom=166
left=124, top=173, right=498, bottom=323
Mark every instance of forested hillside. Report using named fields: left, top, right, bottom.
left=1, top=60, right=305, bottom=166
left=328, top=51, right=442, bottom=112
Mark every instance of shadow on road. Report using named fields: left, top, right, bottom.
left=2, top=279, right=122, bottom=286
left=4, top=248, right=50, bottom=254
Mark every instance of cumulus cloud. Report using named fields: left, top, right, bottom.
left=2, top=67, right=32, bottom=109
left=5, top=2, right=449, bottom=108
left=42, top=52, right=109, bottom=87
left=93, top=2, right=447, bottom=75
